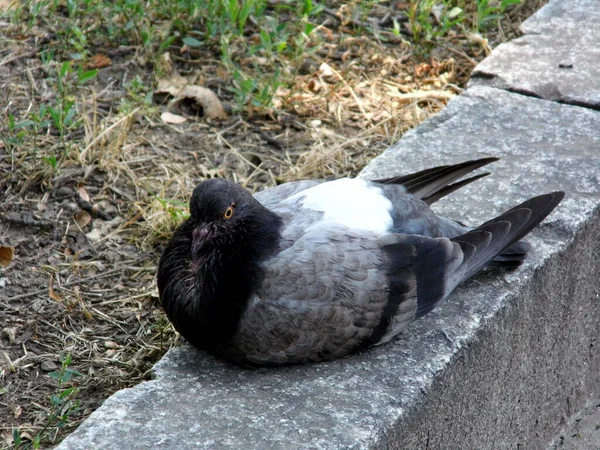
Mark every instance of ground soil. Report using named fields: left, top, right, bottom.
left=0, top=1, right=546, bottom=447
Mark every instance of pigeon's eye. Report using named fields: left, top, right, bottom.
left=223, top=203, right=235, bottom=219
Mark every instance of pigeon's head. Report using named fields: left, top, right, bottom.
left=187, top=179, right=282, bottom=259
left=159, top=178, right=282, bottom=347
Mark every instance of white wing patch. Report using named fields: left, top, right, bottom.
left=287, top=178, right=393, bottom=233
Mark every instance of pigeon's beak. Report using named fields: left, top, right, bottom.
left=191, top=225, right=213, bottom=257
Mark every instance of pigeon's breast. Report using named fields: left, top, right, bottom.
left=285, top=179, right=393, bottom=234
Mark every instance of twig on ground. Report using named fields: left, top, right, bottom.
left=0, top=49, right=37, bottom=67
left=7, top=267, right=131, bottom=301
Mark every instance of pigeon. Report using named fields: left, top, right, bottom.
left=157, top=158, right=564, bottom=366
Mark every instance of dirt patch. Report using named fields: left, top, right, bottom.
left=1, top=1, right=547, bottom=447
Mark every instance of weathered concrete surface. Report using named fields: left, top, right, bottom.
left=470, top=0, right=600, bottom=109
left=57, top=86, right=600, bottom=449
left=548, top=396, right=600, bottom=449
left=362, top=85, right=600, bottom=449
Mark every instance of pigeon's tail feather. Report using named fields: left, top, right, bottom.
left=361, top=191, right=563, bottom=349
left=452, top=191, right=565, bottom=281
left=373, top=157, right=498, bottom=205
left=488, top=240, right=530, bottom=268
left=422, top=173, right=490, bottom=206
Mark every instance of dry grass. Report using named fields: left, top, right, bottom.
left=0, top=0, right=547, bottom=447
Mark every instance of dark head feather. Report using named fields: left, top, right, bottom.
left=157, top=179, right=283, bottom=351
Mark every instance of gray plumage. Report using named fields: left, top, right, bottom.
left=157, top=158, right=564, bottom=366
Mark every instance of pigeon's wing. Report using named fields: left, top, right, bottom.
left=377, top=191, right=565, bottom=333
left=232, top=192, right=564, bottom=364
left=369, top=195, right=558, bottom=345
left=231, top=226, right=470, bottom=364
left=253, top=180, right=324, bottom=209
left=374, top=157, right=498, bottom=205
left=232, top=226, right=389, bottom=364
left=374, top=158, right=554, bottom=269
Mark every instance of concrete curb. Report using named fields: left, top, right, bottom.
left=470, top=0, right=600, bottom=109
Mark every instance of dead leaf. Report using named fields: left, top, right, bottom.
left=172, top=86, right=227, bottom=120
left=318, top=62, right=334, bottom=77
left=48, top=278, right=62, bottom=302
left=306, top=79, right=322, bottom=93
left=86, top=54, right=112, bottom=70
left=156, top=73, right=188, bottom=96
left=77, top=184, right=90, bottom=202
left=74, top=210, right=92, bottom=228
left=12, top=405, right=22, bottom=419
left=156, top=61, right=226, bottom=120
left=18, top=431, right=33, bottom=442
left=156, top=65, right=227, bottom=120
left=414, top=63, right=432, bottom=78
left=0, top=246, right=14, bottom=267
left=161, top=111, right=187, bottom=124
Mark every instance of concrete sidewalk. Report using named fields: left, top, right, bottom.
left=548, top=397, right=600, bottom=450
left=56, top=0, right=600, bottom=448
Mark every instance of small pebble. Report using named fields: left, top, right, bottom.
left=3, top=327, right=16, bottom=343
